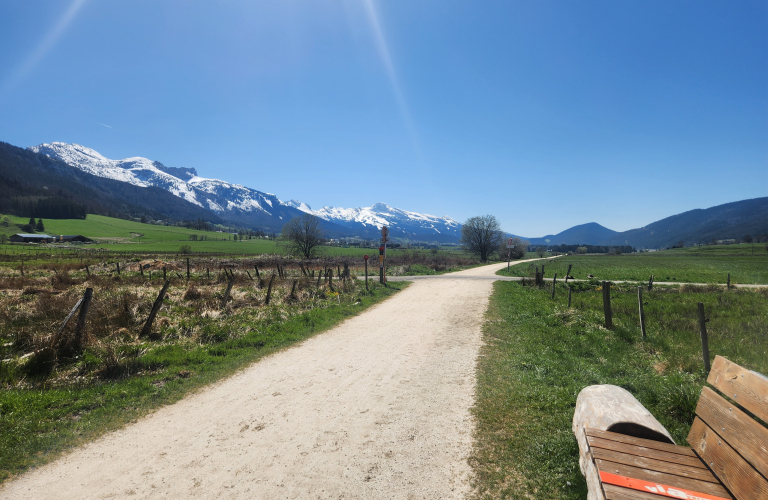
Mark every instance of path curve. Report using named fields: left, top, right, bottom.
left=2, top=259, right=544, bottom=499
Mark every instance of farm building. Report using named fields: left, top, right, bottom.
left=9, top=233, right=55, bottom=243
left=55, top=235, right=92, bottom=243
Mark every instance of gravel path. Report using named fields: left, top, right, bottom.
left=2, top=260, right=532, bottom=499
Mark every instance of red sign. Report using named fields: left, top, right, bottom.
left=379, top=246, right=384, bottom=252
left=381, top=226, right=389, bottom=238
left=364, top=255, right=369, bottom=260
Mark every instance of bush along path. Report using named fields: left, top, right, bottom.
left=469, top=280, right=768, bottom=500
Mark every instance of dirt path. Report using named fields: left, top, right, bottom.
left=2, top=259, right=539, bottom=500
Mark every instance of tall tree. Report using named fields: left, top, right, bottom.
left=281, top=213, right=325, bottom=259
left=36, top=218, right=44, bottom=232
left=461, top=215, right=503, bottom=262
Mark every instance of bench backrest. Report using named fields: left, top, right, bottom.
left=687, top=355, right=768, bottom=499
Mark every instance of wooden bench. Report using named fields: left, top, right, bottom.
left=575, top=356, right=768, bottom=500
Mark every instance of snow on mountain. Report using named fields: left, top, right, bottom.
left=293, top=201, right=461, bottom=238
left=30, top=142, right=462, bottom=240
left=30, top=142, right=286, bottom=217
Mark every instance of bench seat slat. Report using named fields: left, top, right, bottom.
left=707, top=355, right=768, bottom=425
left=591, top=447, right=720, bottom=483
left=696, top=386, right=768, bottom=479
left=586, top=428, right=696, bottom=456
left=603, top=483, right=668, bottom=500
left=687, top=417, right=768, bottom=500
left=594, top=459, right=732, bottom=498
left=587, top=436, right=707, bottom=470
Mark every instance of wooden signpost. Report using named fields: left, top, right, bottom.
left=380, top=226, right=389, bottom=284
left=364, top=255, right=369, bottom=290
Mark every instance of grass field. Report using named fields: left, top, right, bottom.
left=0, top=214, right=473, bottom=259
left=0, top=265, right=406, bottom=482
left=498, top=252, right=768, bottom=284
left=470, top=280, right=768, bottom=499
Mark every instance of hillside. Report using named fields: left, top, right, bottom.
left=0, top=141, right=223, bottom=224
left=603, top=197, right=768, bottom=248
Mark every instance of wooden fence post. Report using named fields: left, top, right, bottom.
left=85, top=265, right=90, bottom=277
left=207, top=268, right=210, bottom=280
left=116, top=262, right=120, bottom=275
left=551, top=272, right=557, bottom=299
left=568, top=286, right=572, bottom=308
left=141, top=281, right=170, bottom=337
left=648, top=275, right=653, bottom=291
left=74, top=287, right=94, bottom=349
left=565, top=264, right=572, bottom=283
left=51, top=296, right=84, bottom=348
left=290, top=279, right=298, bottom=299
left=140, top=264, right=144, bottom=278
left=697, top=302, right=711, bottom=373
left=602, top=281, right=613, bottom=329
left=316, top=270, right=322, bottom=287
left=221, top=278, right=234, bottom=308
left=186, top=258, right=190, bottom=280
left=20, top=256, right=24, bottom=276
left=637, top=286, right=646, bottom=340
left=163, top=267, right=167, bottom=280
left=727, top=273, right=730, bottom=290
left=265, top=275, right=275, bottom=305
left=254, top=265, right=260, bottom=280
left=365, top=258, right=368, bottom=291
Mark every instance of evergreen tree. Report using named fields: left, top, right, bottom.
left=28, top=216, right=35, bottom=226
left=36, top=218, right=44, bottom=232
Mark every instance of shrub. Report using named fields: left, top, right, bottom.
left=179, top=244, right=193, bottom=254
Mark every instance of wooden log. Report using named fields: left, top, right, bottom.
left=573, top=385, right=676, bottom=500
left=221, top=279, right=234, bottom=308
left=73, top=287, right=94, bottom=349
left=265, top=275, right=275, bottom=305
left=697, top=302, right=711, bottom=373
left=638, top=286, right=646, bottom=340
left=141, top=281, right=170, bottom=337
left=50, top=296, right=84, bottom=348
left=551, top=272, right=557, bottom=299
left=602, top=281, right=613, bottom=329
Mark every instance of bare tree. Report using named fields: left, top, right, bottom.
left=535, top=246, right=546, bottom=258
left=281, top=214, right=325, bottom=259
left=461, top=215, right=503, bottom=262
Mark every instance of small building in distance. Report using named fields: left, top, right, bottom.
left=56, top=235, right=92, bottom=243
left=9, top=233, right=55, bottom=243
left=9, top=234, right=92, bottom=243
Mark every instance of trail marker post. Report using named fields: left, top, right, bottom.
left=506, top=237, right=514, bottom=271
left=380, top=226, right=389, bottom=284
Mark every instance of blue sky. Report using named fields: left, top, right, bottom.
left=0, top=0, right=765, bottom=236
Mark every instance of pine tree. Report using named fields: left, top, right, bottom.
left=36, top=218, right=45, bottom=232
left=29, top=216, right=35, bottom=226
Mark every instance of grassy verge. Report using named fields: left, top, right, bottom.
left=0, top=277, right=406, bottom=482
left=496, top=253, right=768, bottom=284
left=470, top=280, right=768, bottom=499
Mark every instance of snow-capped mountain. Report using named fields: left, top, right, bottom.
left=30, top=142, right=462, bottom=240
left=30, top=143, right=296, bottom=223
left=285, top=201, right=461, bottom=240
